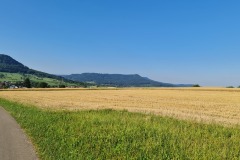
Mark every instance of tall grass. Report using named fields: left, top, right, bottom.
left=1, top=98, right=240, bottom=159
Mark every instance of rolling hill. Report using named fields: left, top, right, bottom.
left=0, top=54, right=66, bottom=80
left=0, top=54, right=193, bottom=88
left=62, top=73, right=193, bottom=87
left=0, top=54, right=84, bottom=87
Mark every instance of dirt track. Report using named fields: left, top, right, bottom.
left=0, top=107, right=38, bottom=160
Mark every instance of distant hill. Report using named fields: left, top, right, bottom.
left=0, top=54, right=64, bottom=80
left=62, top=73, right=193, bottom=87
left=0, top=54, right=83, bottom=87
left=0, top=54, right=193, bottom=88
left=0, top=54, right=29, bottom=73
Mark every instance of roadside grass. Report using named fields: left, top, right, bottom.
left=1, top=98, right=240, bottom=159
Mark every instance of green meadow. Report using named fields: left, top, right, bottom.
left=0, top=72, right=76, bottom=87
left=1, top=98, right=240, bottom=159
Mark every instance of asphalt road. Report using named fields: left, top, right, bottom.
left=0, top=107, right=38, bottom=160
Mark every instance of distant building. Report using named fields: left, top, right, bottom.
left=89, top=86, right=98, bottom=88
left=9, top=85, right=18, bottom=89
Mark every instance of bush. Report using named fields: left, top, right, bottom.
left=192, top=84, right=200, bottom=87
left=59, top=84, right=66, bottom=88
left=226, top=86, right=234, bottom=88
left=23, top=78, right=31, bottom=88
left=37, top=82, right=49, bottom=88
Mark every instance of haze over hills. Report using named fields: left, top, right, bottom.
left=62, top=73, right=193, bottom=87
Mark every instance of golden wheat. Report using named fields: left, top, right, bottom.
left=1, top=88, right=240, bottom=125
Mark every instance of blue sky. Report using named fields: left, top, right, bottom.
left=0, top=0, right=240, bottom=86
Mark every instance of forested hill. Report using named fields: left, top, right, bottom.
left=62, top=73, right=192, bottom=87
left=0, top=54, right=193, bottom=87
left=0, top=54, right=29, bottom=73
left=0, top=54, right=65, bottom=81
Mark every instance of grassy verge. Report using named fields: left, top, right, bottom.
left=1, top=98, right=240, bottom=159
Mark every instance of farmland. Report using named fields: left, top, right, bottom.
left=0, top=72, right=78, bottom=87
left=1, top=88, right=240, bottom=125
left=1, top=88, right=240, bottom=159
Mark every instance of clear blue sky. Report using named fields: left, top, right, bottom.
left=1, top=0, right=240, bottom=86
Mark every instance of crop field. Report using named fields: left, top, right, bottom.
left=1, top=88, right=240, bottom=125
left=1, top=88, right=240, bottom=159
left=1, top=98, right=240, bottom=159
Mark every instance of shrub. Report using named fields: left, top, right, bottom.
left=23, top=78, right=31, bottom=88
left=37, top=82, right=49, bottom=88
left=59, top=84, right=66, bottom=88
left=192, top=84, right=200, bottom=87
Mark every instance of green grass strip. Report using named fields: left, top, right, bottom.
left=1, top=98, right=240, bottom=160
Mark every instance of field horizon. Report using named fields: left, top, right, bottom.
left=1, top=87, right=240, bottom=126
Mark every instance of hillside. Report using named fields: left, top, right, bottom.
left=0, top=54, right=193, bottom=88
left=62, top=73, right=192, bottom=87
left=0, top=54, right=84, bottom=87
left=0, top=54, right=66, bottom=80
left=0, top=54, right=29, bottom=73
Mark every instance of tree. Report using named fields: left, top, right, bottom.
left=23, top=78, right=31, bottom=88
left=38, top=82, right=48, bottom=88
left=192, top=84, right=200, bottom=87
left=0, top=82, right=6, bottom=89
left=59, top=84, right=66, bottom=88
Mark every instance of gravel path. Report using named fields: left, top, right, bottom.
left=0, top=107, right=38, bottom=160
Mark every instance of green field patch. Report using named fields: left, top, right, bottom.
left=0, top=72, right=77, bottom=87
left=1, top=98, right=240, bottom=159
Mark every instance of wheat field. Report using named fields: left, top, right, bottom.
left=1, top=88, right=240, bottom=125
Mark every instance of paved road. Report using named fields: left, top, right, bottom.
left=0, top=107, right=38, bottom=160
